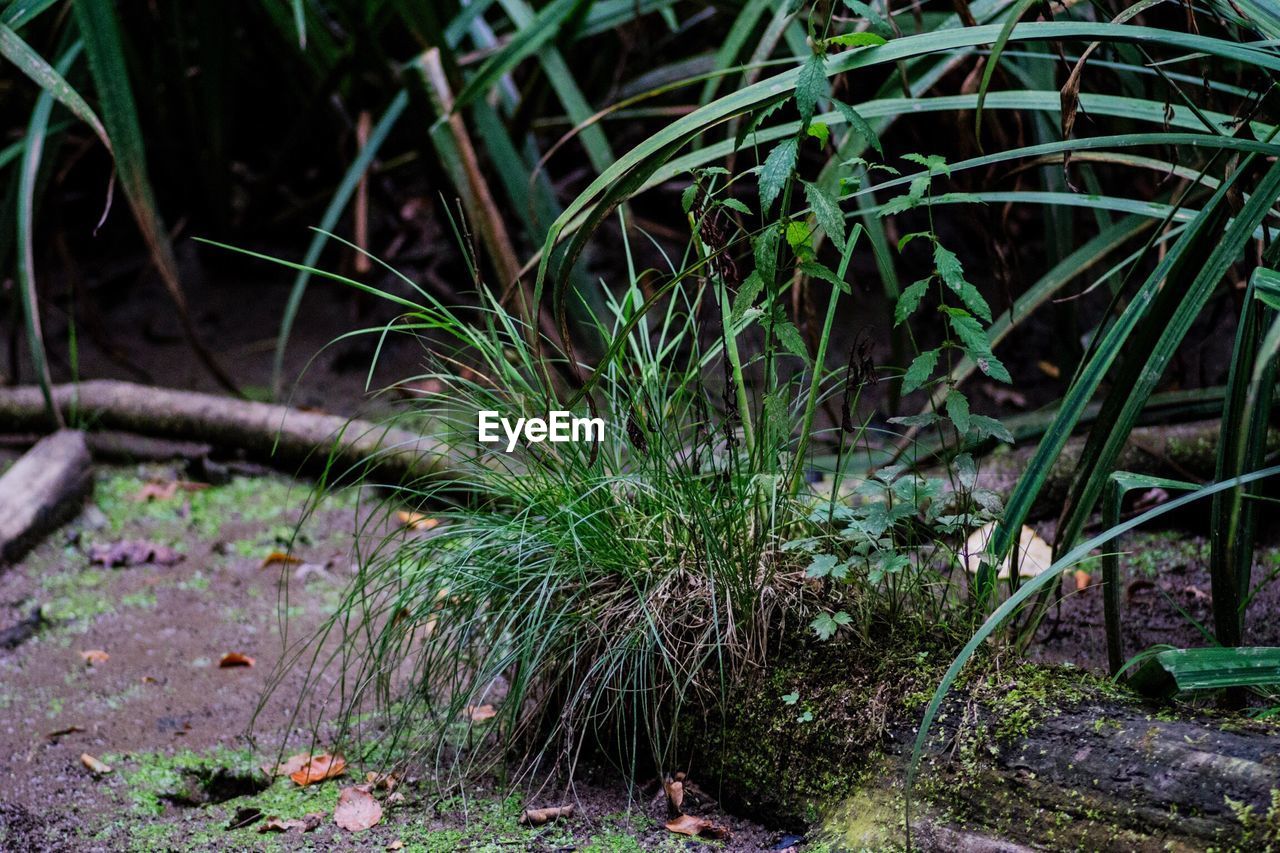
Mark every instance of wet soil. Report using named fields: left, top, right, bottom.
left=1031, top=526, right=1280, bottom=673
left=0, top=464, right=784, bottom=851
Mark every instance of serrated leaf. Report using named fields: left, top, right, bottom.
left=721, top=197, right=751, bottom=215
left=879, top=193, right=917, bottom=217
left=888, top=412, right=940, bottom=428
left=895, top=279, right=929, bottom=325
left=731, top=271, right=764, bottom=323
left=902, top=349, right=939, bottom=394
left=774, top=320, right=809, bottom=359
left=934, top=244, right=992, bottom=322
left=897, top=231, right=931, bottom=253
left=681, top=184, right=699, bottom=213
left=969, top=414, right=1014, bottom=443
left=946, top=390, right=971, bottom=435
left=759, top=137, right=798, bottom=213
left=799, top=261, right=849, bottom=293
left=833, top=99, right=882, bottom=156
left=811, top=613, right=839, bottom=640
left=753, top=229, right=779, bottom=282
left=902, top=152, right=949, bottom=174
left=803, top=180, right=846, bottom=252
left=839, top=0, right=894, bottom=39
left=806, top=554, right=838, bottom=578
left=959, top=282, right=992, bottom=323
left=795, top=51, right=830, bottom=125
left=934, top=244, right=965, bottom=290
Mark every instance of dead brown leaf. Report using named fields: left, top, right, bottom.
left=289, top=753, right=346, bottom=787
left=261, top=551, right=304, bottom=568
left=386, top=841, right=405, bottom=851
left=219, top=652, right=255, bottom=669
left=466, top=704, right=497, bottom=722
left=80, top=753, right=112, bottom=775
left=334, top=785, right=383, bottom=832
left=258, top=813, right=324, bottom=834
left=662, top=774, right=685, bottom=818
left=1037, top=360, right=1061, bottom=379
left=133, top=480, right=209, bottom=502
left=365, top=771, right=398, bottom=791
left=396, top=510, right=440, bottom=531
left=1073, top=570, right=1092, bottom=592
left=265, top=752, right=312, bottom=778
left=80, top=649, right=109, bottom=665
left=518, top=804, right=574, bottom=826
left=664, top=813, right=730, bottom=840
left=89, top=540, right=183, bottom=568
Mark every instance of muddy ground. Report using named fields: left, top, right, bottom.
left=0, top=465, right=784, bottom=851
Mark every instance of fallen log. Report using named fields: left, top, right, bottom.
left=0, top=430, right=93, bottom=564
left=697, top=652, right=1280, bottom=851
left=971, top=419, right=1275, bottom=519
left=0, top=380, right=457, bottom=485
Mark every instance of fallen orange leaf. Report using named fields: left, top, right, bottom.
left=219, top=652, right=256, bottom=668
left=466, top=704, right=497, bottom=722
left=80, top=753, right=112, bottom=775
left=1073, top=570, right=1092, bottom=591
left=261, top=551, right=304, bottom=568
left=290, top=753, right=346, bottom=786
left=263, top=752, right=312, bottom=778
left=396, top=510, right=439, bottom=531
left=80, top=649, right=109, bottom=665
left=334, top=785, right=382, bottom=832
left=664, top=814, right=729, bottom=840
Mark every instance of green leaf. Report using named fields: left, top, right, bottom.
left=454, top=0, right=590, bottom=109
left=811, top=611, right=853, bottom=640
left=806, top=121, right=830, bottom=148
left=799, top=261, right=849, bottom=293
left=731, top=271, right=765, bottom=323
left=908, top=465, right=1280, bottom=827
left=946, top=311, right=1010, bottom=382
left=833, top=98, right=882, bottom=156
left=806, top=554, right=840, bottom=578
left=888, top=412, right=940, bottom=428
left=759, top=137, right=799, bottom=213
left=946, top=390, right=971, bottom=435
left=902, top=349, right=939, bottom=394
left=1129, top=647, right=1280, bottom=698
left=827, top=32, right=888, bottom=48
left=895, top=279, right=930, bottom=325
left=968, top=414, right=1014, bottom=444
left=72, top=0, right=238, bottom=393
left=803, top=179, right=846, bottom=252
left=681, top=184, right=698, bottom=213
left=838, top=0, right=894, bottom=39
left=774, top=320, right=809, bottom=359
left=795, top=50, right=830, bottom=125
left=721, top=197, right=751, bottom=215
left=0, top=22, right=108, bottom=149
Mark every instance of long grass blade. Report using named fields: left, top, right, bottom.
left=272, top=89, right=409, bottom=397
